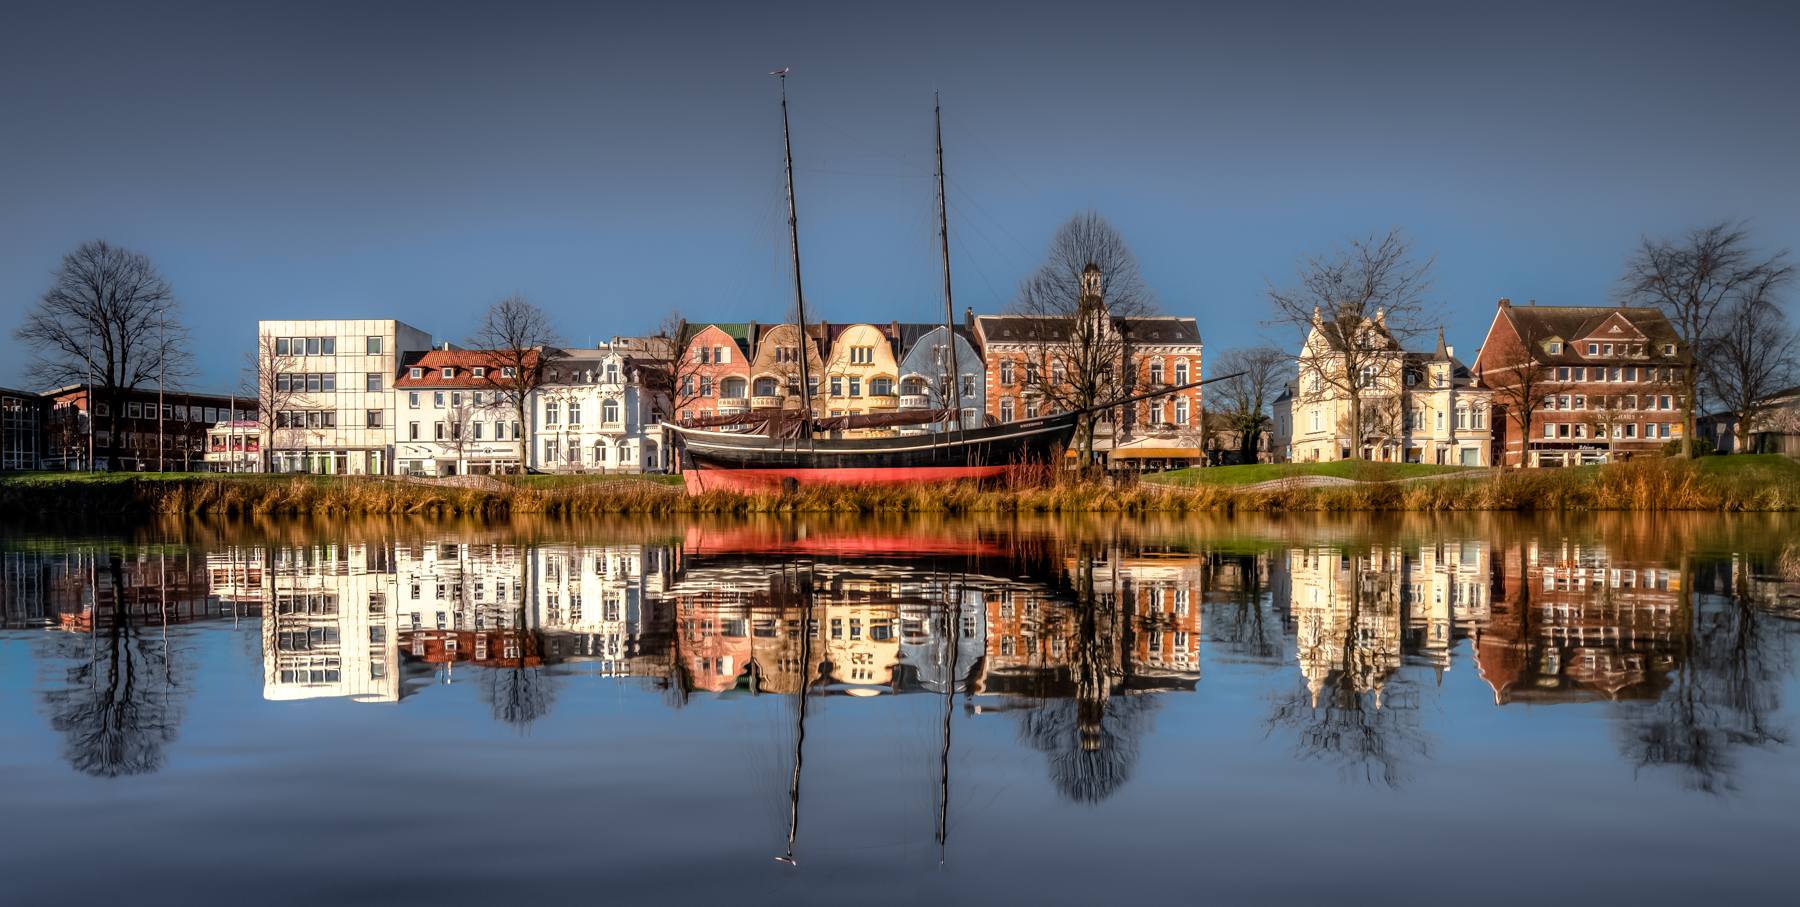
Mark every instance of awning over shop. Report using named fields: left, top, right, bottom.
left=1109, top=447, right=1203, bottom=459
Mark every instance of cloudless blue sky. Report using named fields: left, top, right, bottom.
left=3, top=0, right=1796, bottom=391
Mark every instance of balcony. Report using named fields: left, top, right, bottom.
left=718, top=397, right=749, bottom=411
left=751, top=395, right=783, bottom=410
left=898, top=394, right=931, bottom=410
left=866, top=394, right=899, bottom=410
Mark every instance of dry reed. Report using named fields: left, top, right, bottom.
left=4, top=459, right=1799, bottom=518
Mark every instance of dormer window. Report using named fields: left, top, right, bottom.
left=409, top=367, right=423, bottom=379
left=1602, top=343, right=1612, bottom=356
left=441, top=367, right=454, bottom=379
left=1587, top=343, right=1598, bottom=355
left=501, top=367, right=517, bottom=378
left=1662, top=343, right=1675, bottom=355
left=1546, top=341, right=1562, bottom=354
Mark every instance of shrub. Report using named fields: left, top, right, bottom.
left=1661, top=436, right=1715, bottom=457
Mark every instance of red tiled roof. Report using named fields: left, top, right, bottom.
left=393, top=349, right=541, bottom=387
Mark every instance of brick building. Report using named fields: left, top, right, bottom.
left=42, top=384, right=255, bottom=471
left=1472, top=300, right=1690, bottom=467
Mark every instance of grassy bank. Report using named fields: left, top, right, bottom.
left=1146, top=460, right=1480, bottom=486
left=3, top=456, right=1798, bottom=516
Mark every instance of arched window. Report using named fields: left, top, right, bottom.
left=1175, top=397, right=1189, bottom=424
left=594, top=441, right=608, bottom=463
left=754, top=377, right=778, bottom=396
left=603, top=400, right=620, bottom=424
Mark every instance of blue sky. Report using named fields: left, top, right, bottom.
left=3, top=0, right=1795, bottom=391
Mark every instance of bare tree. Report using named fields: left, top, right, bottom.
left=1265, top=228, right=1439, bottom=460
left=239, top=331, right=298, bottom=472
left=1617, top=221, right=1795, bottom=458
left=1341, top=395, right=1406, bottom=459
left=1207, top=346, right=1285, bottom=464
left=1702, top=296, right=1800, bottom=454
left=1478, top=321, right=1576, bottom=468
left=1005, top=210, right=1162, bottom=463
left=469, top=294, right=564, bottom=472
left=639, top=308, right=708, bottom=422
left=443, top=392, right=487, bottom=472
left=14, top=240, right=194, bottom=470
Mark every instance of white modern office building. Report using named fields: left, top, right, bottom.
left=256, top=319, right=434, bottom=474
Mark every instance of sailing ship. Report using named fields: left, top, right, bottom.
left=666, top=74, right=1223, bottom=494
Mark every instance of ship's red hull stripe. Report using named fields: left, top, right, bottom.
left=682, top=464, right=1008, bottom=494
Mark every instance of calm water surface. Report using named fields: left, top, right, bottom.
left=3, top=513, right=1799, bottom=906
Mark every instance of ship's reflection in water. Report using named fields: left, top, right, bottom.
left=5, top=516, right=1796, bottom=805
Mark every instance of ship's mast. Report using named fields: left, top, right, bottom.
left=776, top=70, right=813, bottom=434
left=934, top=93, right=962, bottom=432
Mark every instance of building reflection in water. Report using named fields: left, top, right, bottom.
left=2, top=517, right=1793, bottom=798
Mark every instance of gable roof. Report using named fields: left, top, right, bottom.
left=394, top=349, right=541, bottom=387
left=1498, top=305, right=1685, bottom=364
left=1309, top=316, right=1403, bottom=354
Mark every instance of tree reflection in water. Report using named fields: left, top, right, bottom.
left=1264, top=674, right=1430, bottom=789
left=1613, top=564, right=1795, bottom=795
left=36, top=553, right=191, bottom=778
left=1006, top=549, right=1167, bottom=804
left=477, top=664, right=563, bottom=730
left=1264, top=545, right=1431, bottom=788
left=1013, top=693, right=1164, bottom=804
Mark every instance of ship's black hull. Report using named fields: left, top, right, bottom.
left=668, top=413, right=1078, bottom=493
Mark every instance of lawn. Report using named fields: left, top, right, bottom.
left=1695, top=453, right=1800, bottom=479
left=1143, top=460, right=1484, bottom=487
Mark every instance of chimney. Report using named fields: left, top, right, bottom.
left=1447, top=345, right=1455, bottom=358
left=1497, top=298, right=1510, bottom=308
left=1529, top=300, right=1536, bottom=306
left=965, top=306, right=974, bottom=331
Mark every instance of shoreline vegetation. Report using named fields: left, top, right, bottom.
left=2, top=455, right=1799, bottom=516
